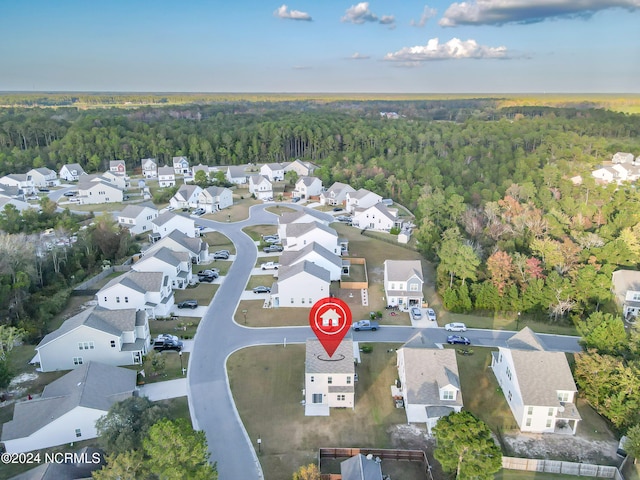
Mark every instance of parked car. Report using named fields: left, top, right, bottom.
left=213, top=252, right=229, bottom=260
left=426, top=308, right=437, bottom=321
left=38, top=188, right=50, bottom=193
left=336, top=215, right=352, bottom=222
left=410, top=307, right=422, bottom=319
left=123, top=195, right=130, bottom=200
left=214, top=250, right=230, bottom=256
left=261, top=262, right=280, bottom=270
left=199, top=274, right=217, bottom=283
left=153, top=338, right=184, bottom=352
left=292, top=197, right=301, bottom=202
left=445, top=322, right=467, bottom=332
left=264, top=236, right=281, bottom=244
left=177, top=300, right=198, bottom=309
left=156, top=333, right=179, bottom=342
left=63, top=191, right=76, bottom=197
left=263, top=245, right=283, bottom=253
left=193, top=207, right=205, bottom=216
left=333, top=207, right=343, bottom=212
left=447, top=335, right=471, bottom=345
left=352, top=320, right=379, bottom=331
left=198, top=269, right=219, bottom=277
left=253, top=286, right=271, bottom=293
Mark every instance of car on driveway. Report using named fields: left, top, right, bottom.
left=352, top=320, right=379, bottom=331
left=253, top=286, right=271, bottom=293
left=263, top=236, right=281, bottom=244
left=156, top=333, right=179, bottom=342
left=198, top=269, right=219, bottom=277
left=177, top=300, right=198, bottom=309
left=447, top=335, right=470, bottom=345
left=193, top=208, right=206, bottom=216
left=410, top=307, right=422, bottom=319
left=199, top=274, right=217, bottom=283
left=261, top=262, right=280, bottom=270
left=153, top=338, right=184, bottom=351
left=445, top=322, right=467, bottom=332
left=333, top=207, right=343, bottom=212
left=263, top=245, right=283, bottom=253
left=213, top=251, right=229, bottom=260
left=292, top=197, right=301, bottom=202
left=426, top=308, right=437, bottom=321
left=63, top=191, right=77, bottom=197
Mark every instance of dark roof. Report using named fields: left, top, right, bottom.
left=340, top=454, right=383, bottom=480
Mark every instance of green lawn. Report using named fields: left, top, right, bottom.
left=265, top=205, right=297, bottom=215
left=246, top=274, right=278, bottom=291
left=202, top=231, right=235, bottom=253
left=243, top=225, right=279, bottom=242
left=150, top=316, right=200, bottom=340
left=173, top=283, right=218, bottom=305
left=235, top=301, right=309, bottom=327
left=198, top=259, right=232, bottom=276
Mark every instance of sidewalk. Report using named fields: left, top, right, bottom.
left=138, top=378, right=188, bottom=401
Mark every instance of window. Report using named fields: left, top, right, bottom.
left=310, top=376, right=314, bottom=382
left=327, top=377, right=333, bottom=384
left=506, top=367, right=512, bottom=381
left=526, top=418, right=532, bottom=427
left=337, top=395, right=345, bottom=401
left=558, top=392, right=570, bottom=402
left=390, top=283, right=395, bottom=290
left=633, top=292, right=640, bottom=301
left=75, top=429, right=82, bottom=438
left=546, top=419, right=552, bottom=428
left=124, top=297, right=129, bottom=303
left=309, top=298, right=312, bottom=304
left=442, top=390, right=454, bottom=400
left=78, top=342, right=94, bottom=350
left=548, top=408, right=554, bottom=416
left=110, top=340, right=116, bottom=348
left=301, top=298, right=305, bottom=304
left=312, top=393, right=322, bottom=404
left=116, top=297, right=120, bottom=303
left=409, top=283, right=419, bottom=291
left=346, top=376, right=351, bottom=385
left=291, top=298, right=294, bottom=304
left=104, top=296, right=107, bottom=302
left=73, top=357, right=83, bottom=365
left=508, top=390, right=512, bottom=402
left=527, top=406, right=533, bottom=415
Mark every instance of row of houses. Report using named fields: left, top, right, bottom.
left=591, top=151, right=640, bottom=185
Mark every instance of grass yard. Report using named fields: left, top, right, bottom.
left=198, top=259, right=232, bottom=276
left=228, top=343, right=406, bottom=480
left=243, top=225, right=279, bottom=242
left=623, top=460, right=640, bottom=480
left=150, top=316, right=200, bottom=340
left=141, top=350, right=189, bottom=382
left=265, top=205, right=297, bottom=215
left=202, top=195, right=260, bottom=222
left=247, top=274, right=278, bottom=291
left=235, top=301, right=309, bottom=326
left=202, top=231, right=235, bottom=253
left=173, top=283, right=218, bottom=305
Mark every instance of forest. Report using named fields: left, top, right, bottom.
left=1, top=97, right=640, bottom=429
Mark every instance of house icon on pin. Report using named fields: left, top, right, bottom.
left=320, top=308, right=341, bottom=328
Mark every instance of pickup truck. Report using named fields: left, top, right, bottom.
left=261, top=262, right=280, bottom=270
left=352, top=320, right=379, bottom=331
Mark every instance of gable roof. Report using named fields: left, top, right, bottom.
left=340, top=454, right=383, bottom=480
left=158, top=166, right=175, bottom=176
left=612, top=269, right=640, bottom=300
left=349, top=188, right=381, bottom=201
left=285, top=221, right=337, bottom=239
left=306, top=338, right=354, bottom=374
left=278, top=209, right=332, bottom=225
left=279, top=242, right=342, bottom=269
left=250, top=174, right=271, bottom=186
left=172, top=156, right=189, bottom=165
left=277, top=260, right=331, bottom=284
left=355, top=202, right=397, bottom=221
left=296, top=176, right=320, bottom=187
left=506, top=327, right=544, bottom=351
left=152, top=211, right=191, bottom=227
left=101, top=271, right=165, bottom=294
left=1, top=362, right=135, bottom=441
left=324, top=182, right=355, bottom=195
left=226, top=165, right=247, bottom=178
left=202, top=185, right=229, bottom=197
left=146, top=229, right=203, bottom=255
left=30, top=167, right=55, bottom=176
left=384, top=260, right=423, bottom=283
left=134, top=246, right=189, bottom=269
left=119, top=204, right=157, bottom=219
left=262, top=162, right=286, bottom=171
left=61, top=163, right=85, bottom=174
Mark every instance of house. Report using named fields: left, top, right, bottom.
left=0, top=197, right=34, bottom=213
left=320, top=182, right=356, bottom=206
left=109, top=160, right=126, bottom=175
left=383, top=260, right=424, bottom=308
left=144, top=229, right=209, bottom=264
left=169, top=184, right=203, bottom=210
left=132, top=247, right=193, bottom=289
left=33, top=306, right=150, bottom=372
left=612, top=152, right=636, bottom=164
left=1, top=362, right=136, bottom=453
left=285, top=159, right=318, bottom=177
left=100, top=171, right=130, bottom=190
left=293, top=176, right=323, bottom=199
left=141, top=158, right=158, bottom=178
left=279, top=242, right=343, bottom=281
left=151, top=211, right=197, bottom=240
left=396, top=346, right=463, bottom=433
left=9, top=447, right=105, bottom=480
left=27, top=168, right=60, bottom=188
left=304, top=338, right=355, bottom=416
left=191, top=163, right=211, bottom=179
left=158, top=166, right=176, bottom=187
left=271, top=261, right=331, bottom=308
left=612, top=269, right=640, bottom=321
left=491, top=328, right=581, bottom=435
left=282, top=222, right=341, bottom=255
left=198, top=186, right=233, bottom=212
left=276, top=209, right=332, bottom=237
left=260, top=162, right=286, bottom=182
left=97, top=271, right=174, bottom=318
left=351, top=202, right=399, bottom=232
left=248, top=175, right=273, bottom=200
left=0, top=174, right=36, bottom=196
left=117, top=204, right=158, bottom=235
left=172, top=156, right=190, bottom=175
left=226, top=165, right=248, bottom=185
left=0, top=184, right=25, bottom=201
left=59, top=163, right=86, bottom=182
left=340, top=454, right=383, bottom=480
left=346, top=189, right=383, bottom=213
left=76, top=178, right=123, bottom=205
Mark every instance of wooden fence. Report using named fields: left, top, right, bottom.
left=319, top=447, right=431, bottom=479
left=502, top=456, right=624, bottom=479
left=340, top=257, right=369, bottom=290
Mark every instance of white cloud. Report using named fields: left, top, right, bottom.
left=274, top=4, right=312, bottom=21
left=342, top=2, right=379, bottom=23
left=379, top=15, right=396, bottom=25
left=410, top=5, right=438, bottom=27
left=384, top=37, right=509, bottom=61
left=349, top=52, right=371, bottom=60
left=439, top=0, right=640, bottom=27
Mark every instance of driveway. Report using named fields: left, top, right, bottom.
left=138, top=378, right=188, bottom=401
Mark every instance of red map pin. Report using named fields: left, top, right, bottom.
left=309, top=297, right=352, bottom=358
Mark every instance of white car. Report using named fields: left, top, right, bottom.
left=261, top=261, right=280, bottom=270
left=410, top=307, right=422, bottom=319
left=445, top=322, right=467, bottom=332
left=426, top=308, right=437, bottom=321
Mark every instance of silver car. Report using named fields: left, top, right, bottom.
left=445, top=322, right=467, bottom=332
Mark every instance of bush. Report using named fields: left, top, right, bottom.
left=360, top=344, right=373, bottom=353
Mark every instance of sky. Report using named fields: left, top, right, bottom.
left=1, top=0, right=639, bottom=93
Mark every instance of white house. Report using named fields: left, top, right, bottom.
left=0, top=197, right=34, bottom=213
left=304, top=338, right=355, bottom=416
left=132, top=247, right=193, bottom=289
left=172, top=156, right=190, bottom=175
left=396, top=346, right=463, bottom=433
left=612, top=269, right=640, bottom=321
left=293, top=176, right=323, bottom=199
left=271, top=261, right=331, bottom=308
left=117, top=204, right=158, bottom=235
left=144, top=229, right=209, bottom=264
left=158, top=166, right=176, bottom=187
left=151, top=211, right=197, bottom=240
left=351, top=202, right=399, bottom=232
left=77, top=178, right=123, bottom=205
left=248, top=175, right=273, bottom=200
left=0, top=174, right=36, bottom=196
left=1, top=362, right=136, bottom=454
left=97, top=271, right=174, bottom=318
left=285, top=159, right=318, bottom=177
left=383, top=260, right=424, bottom=308
left=169, top=184, right=203, bottom=210
left=279, top=242, right=343, bottom=281
left=276, top=209, right=332, bottom=238
left=27, top=168, right=60, bottom=188
left=282, top=222, right=341, bottom=255
left=591, top=166, right=617, bottom=183
left=260, top=162, right=286, bottom=182
left=612, top=152, right=636, bottom=164
left=100, top=171, right=130, bottom=190
left=33, top=306, right=150, bottom=372
left=141, top=158, right=158, bottom=178
left=320, top=182, right=356, bottom=206
left=59, top=163, right=86, bottom=182
left=191, top=163, right=210, bottom=179
left=198, top=186, right=233, bottom=212
left=491, top=328, right=581, bottom=435
left=226, top=166, right=248, bottom=185
left=346, top=189, right=383, bottom=213
left=109, top=160, right=126, bottom=175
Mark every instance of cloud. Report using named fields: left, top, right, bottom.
left=439, top=0, right=640, bottom=27
left=349, top=52, right=371, bottom=60
left=379, top=15, right=396, bottom=27
left=341, top=2, right=395, bottom=25
left=410, top=5, right=438, bottom=27
left=384, top=37, right=509, bottom=61
left=274, top=4, right=312, bottom=21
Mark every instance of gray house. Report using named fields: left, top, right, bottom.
left=340, top=454, right=383, bottom=480
left=383, top=259, right=424, bottom=308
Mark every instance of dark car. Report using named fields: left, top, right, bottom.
left=198, top=269, right=219, bottom=277
left=177, top=300, right=198, bottom=309
left=253, top=286, right=271, bottom=293
left=193, top=208, right=205, bottom=216
left=153, top=338, right=184, bottom=352
left=263, top=245, right=283, bottom=253
left=333, top=207, right=343, bottom=212
left=38, top=188, right=50, bottom=193
left=199, top=274, right=217, bottom=283
left=447, top=335, right=471, bottom=345
left=291, top=197, right=301, bottom=203
left=63, top=191, right=77, bottom=197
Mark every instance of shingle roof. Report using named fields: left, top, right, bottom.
left=135, top=246, right=185, bottom=269
left=277, top=260, right=331, bottom=283
left=506, top=327, right=544, bottom=351
left=355, top=202, right=397, bottom=221
left=297, top=176, right=319, bottom=187
left=279, top=209, right=332, bottom=225
left=349, top=188, right=381, bottom=201
left=158, top=166, right=174, bottom=175
left=612, top=269, right=640, bottom=303
left=384, top=260, right=423, bottom=283
left=32, top=167, right=54, bottom=176
left=227, top=165, right=247, bottom=178
left=285, top=221, right=337, bottom=239
left=61, top=163, right=85, bottom=174
left=119, top=204, right=156, bottom=219
left=176, top=184, right=201, bottom=200
left=306, top=338, right=354, bottom=374
left=340, top=454, right=383, bottom=480
left=250, top=175, right=271, bottom=186
left=279, top=242, right=341, bottom=269
left=101, top=271, right=164, bottom=294
left=1, top=363, right=135, bottom=441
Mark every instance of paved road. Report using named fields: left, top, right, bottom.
left=187, top=203, right=582, bottom=480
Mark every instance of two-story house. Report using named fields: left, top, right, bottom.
left=351, top=202, right=399, bottom=232
left=279, top=242, right=343, bottom=281
left=59, top=163, right=87, bottom=182
left=612, top=269, right=640, bottom=321
left=117, top=204, right=158, bottom=235
left=132, top=246, right=193, bottom=289
left=198, top=186, right=233, bottom=212
left=109, top=160, right=126, bottom=175
left=260, top=162, right=286, bottom=182
left=144, top=229, right=209, bottom=264
left=491, top=328, right=581, bottom=434
left=285, top=159, right=318, bottom=177
left=172, top=156, right=190, bottom=175
left=248, top=175, right=273, bottom=200
left=100, top=170, right=130, bottom=190
left=305, top=337, right=355, bottom=416
left=271, top=261, right=331, bottom=308
left=151, top=211, right=197, bottom=241
left=77, top=177, right=123, bottom=205
left=320, top=182, right=356, bottom=207
left=282, top=222, right=341, bottom=255
left=276, top=209, right=332, bottom=238
left=158, top=166, right=176, bottom=187
left=293, top=176, right=323, bottom=199
left=169, top=184, right=203, bottom=210
left=383, top=259, right=424, bottom=308
left=0, top=174, right=36, bottom=196
left=97, top=271, right=174, bottom=318
left=141, top=158, right=158, bottom=178
left=34, top=306, right=151, bottom=372
left=345, top=188, right=383, bottom=214
left=27, top=168, right=60, bottom=188
left=226, top=165, right=248, bottom=185
left=612, top=152, right=636, bottom=164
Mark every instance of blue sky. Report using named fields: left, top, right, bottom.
left=1, top=0, right=639, bottom=93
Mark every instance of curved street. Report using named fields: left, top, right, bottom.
left=187, top=204, right=582, bottom=480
